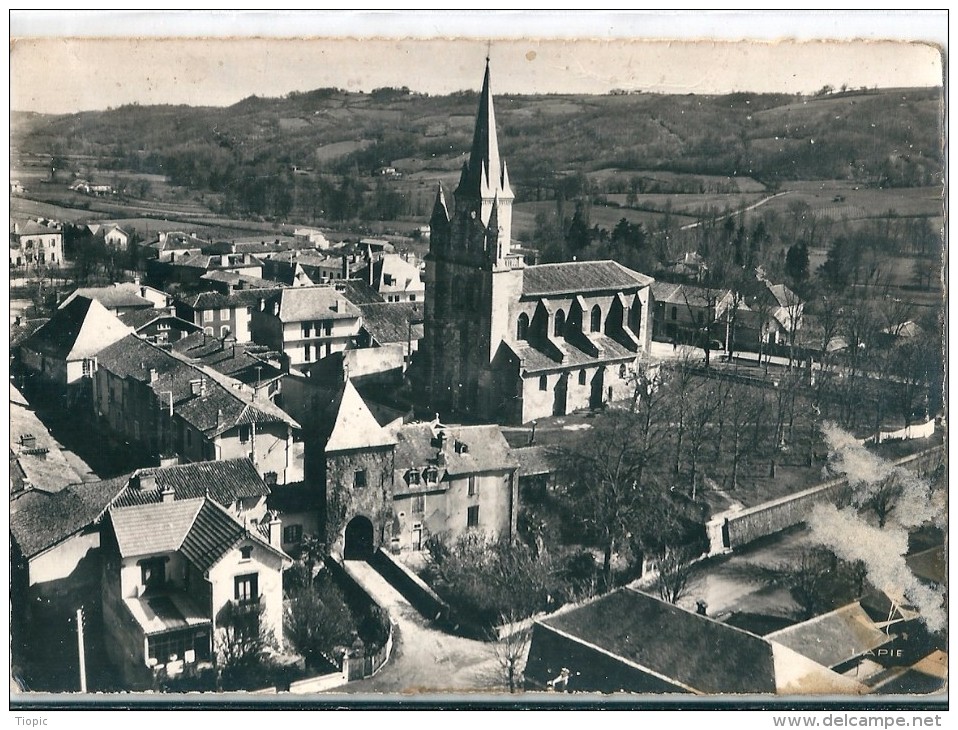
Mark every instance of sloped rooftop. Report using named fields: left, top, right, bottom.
left=522, top=261, right=652, bottom=297
left=358, top=302, right=425, bottom=344
left=112, top=458, right=269, bottom=509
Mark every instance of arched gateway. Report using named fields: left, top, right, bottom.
left=343, top=515, right=375, bottom=560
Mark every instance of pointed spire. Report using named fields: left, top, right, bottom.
left=501, top=159, right=513, bottom=197
left=430, top=183, right=449, bottom=224
left=456, top=58, right=503, bottom=200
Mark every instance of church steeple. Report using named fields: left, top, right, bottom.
left=454, top=58, right=515, bottom=259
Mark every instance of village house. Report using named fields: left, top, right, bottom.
left=147, top=250, right=264, bottom=290
left=258, top=250, right=354, bottom=284
left=250, top=285, right=363, bottom=376
left=10, top=219, right=65, bottom=270
left=354, top=252, right=425, bottom=303
left=258, top=256, right=317, bottom=287
left=171, top=330, right=286, bottom=403
left=93, top=334, right=303, bottom=485
left=174, top=289, right=272, bottom=343
left=84, top=223, right=131, bottom=250
left=419, top=61, right=654, bottom=425
left=60, top=280, right=171, bottom=315
left=389, top=420, right=519, bottom=553
left=524, top=587, right=867, bottom=695
left=200, top=269, right=283, bottom=293
left=18, top=296, right=133, bottom=405
left=99, top=495, right=290, bottom=688
left=145, top=231, right=207, bottom=263
left=649, top=280, right=735, bottom=347
left=118, top=306, right=201, bottom=345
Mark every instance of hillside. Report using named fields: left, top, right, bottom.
left=14, top=85, right=942, bottom=186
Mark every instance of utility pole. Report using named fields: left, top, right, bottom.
left=76, top=606, right=87, bottom=692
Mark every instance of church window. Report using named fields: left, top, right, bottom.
left=554, top=309, right=565, bottom=337
left=539, top=375, right=548, bottom=391
left=516, top=313, right=529, bottom=340
left=578, top=369, right=587, bottom=386
left=671, top=306, right=678, bottom=321
left=590, top=305, right=602, bottom=333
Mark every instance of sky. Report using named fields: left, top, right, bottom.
left=9, top=10, right=946, bottom=114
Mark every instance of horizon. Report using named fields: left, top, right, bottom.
left=10, top=35, right=944, bottom=116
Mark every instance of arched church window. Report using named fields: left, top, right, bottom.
left=554, top=309, right=566, bottom=337
left=516, top=313, right=530, bottom=340
left=590, top=305, right=602, bottom=333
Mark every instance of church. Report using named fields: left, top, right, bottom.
left=420, top=60, right=655, bottom=425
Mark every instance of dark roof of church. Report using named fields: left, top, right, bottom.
left=522, top=261, right=653, bottom=297
left=537, top=587, right=777, bottom=694
left=511, top=334, right=637, bottom=374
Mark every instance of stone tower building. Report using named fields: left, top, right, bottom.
left=422, top=61, right=655, bottom=425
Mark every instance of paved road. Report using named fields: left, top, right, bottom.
left=331, top=560, right=503, bottom=696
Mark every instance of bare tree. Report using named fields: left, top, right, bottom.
left=494, top=612, right=532, bottom=693
left=654, top=546, right=696, bottom=605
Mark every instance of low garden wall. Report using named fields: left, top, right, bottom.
left=370, top=548, right=451, bottom=623
left=707, top=445, right=944, bottom=553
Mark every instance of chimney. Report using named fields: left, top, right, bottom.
left=136, top=471, right=157, bottom=491
left=161, top=485, right=176, bottom=503
left=268, top=512, right=282, bottom=549
left=19, top=433, right=36, bottom=450
left=216, top=408, right=223, bottom=430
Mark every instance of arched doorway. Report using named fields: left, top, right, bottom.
left=344, top=516, right=374, bottom=560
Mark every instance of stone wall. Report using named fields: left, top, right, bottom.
left=324, top=447, right=395, bottom=555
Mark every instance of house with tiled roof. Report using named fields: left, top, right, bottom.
left=419, top=61, right=654, bottom=425
left=10, top=219, right=64, bottom=270
left=100, top=495, right=291, bottom=688
left=145, top=230, right=206, bottom=262
left=175, top=288, right=275, bottom=343
left=118, top=306, right=200, bottom=345
left=524, top=587, right=867, bottom=695
left=93, top=334, right=303, bottom=485
left=10, top=383, right=83, bottom=498
left=354, top=253, right=425, bottom=303
left=18, top=295, right=133, bottom=402
left=250, top=285, right=362, bottom=376
left=172, top=330, right=285, bottom=401
left=389, top=419, right=518, bottom=553
left=11, top=475, right=130, bottom=604
left=649, top=280, right=735, bottom=347
left=146, top=249, right=263, bottom=290
left=60, top=280, right=171, bottom=314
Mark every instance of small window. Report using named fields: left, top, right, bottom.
left=302, top=323, right=311, bottom=338
left=670, top=306, right=678, bottom=321
left=539, top=375, right=548, bottom=391
left=238, top=425, right=251, bottom=443
left=324, top=321, right=332, bottom=337
left=619, top=364, right=628, bottom=379
left=467, top=505, right=480, bottom=528
left=409, top=294, right=417, bottom=301
left=304, top=343, right=312, bottom=362
left=220, top=325, right=231, bottom=338
left=354, top=469, right=367, bottom=489
left=554, top=309, right=566, bottom=337
left=220, top=308, right=230, bottom=320
left=424, top=468, right=438, bottom=483
left=578, top=369, right=587, bottom=386
left=283, top=524, right=303, bottom=544
left=203, top=310, right=214, bottom=323
left=239, top=545, right=254, bottom=561
left=407, top=470, right=421, bottom=486
left=140, top=557, right=166, bottom=590
left=468, top=476, right=478, bottom=496
left=412, top=494, right=425, bottom=515
left=234, top=573, right=258, bottom=604
left=204, top=327, right=214, bottom=336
